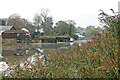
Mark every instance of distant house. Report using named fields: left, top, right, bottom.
left=78, top=35, right=85, bottom=40
left=33, top=36, right=69, bottom=43
left=2, top=30, right=29, bottom=43
left=56, top=36, right=69, bottom=42
left=0, top=26, right=16, bottom=35
left=75, top=33, right=85, bottom=40
left=35, top=28, right=44, bottom=33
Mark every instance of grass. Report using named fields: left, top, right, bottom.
left=29, top=42, right=65, bottom=45
left=57, top=42, right=66, bottom=43
left=29, top=43, right=41, bottom=45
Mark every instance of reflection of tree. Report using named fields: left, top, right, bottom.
left=27, top=48, right=45, bottom=66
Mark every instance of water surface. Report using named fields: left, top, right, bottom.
left=0, top=40, right=88, bottom=72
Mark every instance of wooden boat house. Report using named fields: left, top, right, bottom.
left=2, top=30, right=29, bottom=43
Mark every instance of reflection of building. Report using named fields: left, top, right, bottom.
left=0, top=53, right=4, bottom=61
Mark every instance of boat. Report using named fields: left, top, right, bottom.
left=70, top=38, right=74, bottom=42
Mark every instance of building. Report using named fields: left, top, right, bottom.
left=39, top=36, right=69, bottom=43
left=75, top=32, right=85, bottom=40
left=2, top=30, right=29, bottom=43
left=0, top=26, right=16, bottom=35
left=56, top=36, right=69, bottom=42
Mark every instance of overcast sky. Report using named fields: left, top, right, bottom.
left=0, top=0, right=119, bottom=28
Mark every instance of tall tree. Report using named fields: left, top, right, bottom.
left=7, top=13, right=23, bottom=29
left=33, top=8, right=54, bottom=35
left=7, top=13, right=35, bottom=33
left=76, top=27, right=85, bottom=33
left=33, top=13, right=42, bottom=32
left=55, top=21, right=69, bottom=35
left=66, top=20, right=76, bottom=36
left=54, top=20, right=76, bottom=37
left=85, top=25, right=102, bottom=38
left=66, top=20, right=76, bottom=25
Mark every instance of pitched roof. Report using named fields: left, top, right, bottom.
left=0, top=26, right=14, bottom=31
left=2, top=30, right=27, bottom=33
left=21, top=28, right=29, bottom=32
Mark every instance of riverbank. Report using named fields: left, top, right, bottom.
left=2, top=32, right=118, bottom=78
left=2, top=39, right=87, bottom=46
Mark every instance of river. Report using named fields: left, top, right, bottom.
left=0, top=40, right=88, bottom=76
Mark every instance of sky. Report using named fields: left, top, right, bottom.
left=0, top=0, right=119, bottom=28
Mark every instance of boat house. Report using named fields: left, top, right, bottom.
left=0, top=26, right=16, bottom=35
left=2, top=30, right=29, bottom=43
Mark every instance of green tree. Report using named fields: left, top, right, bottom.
left=85, top=25, right=101, bottom=38
left=55, top=21, right=69, bottom=35
left=76, top=27, right=85, bottom=33
left=54, top=20, right=76, bottom=37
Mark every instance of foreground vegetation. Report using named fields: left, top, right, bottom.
left=2, top=10, right=119, bottom=79
left=2, top=32, right=118, bottom=79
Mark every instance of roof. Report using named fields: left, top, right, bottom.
left=21, top=28, right=29, bottom=32
left=2, top=30, right=28, bottom=33
left=56, top=36, right=68, bottom=38
left=0, top=26, right=14, bottom=31
left=0, top=26, right=16, bottom=35
left=78, top=35, right=85, bottom=38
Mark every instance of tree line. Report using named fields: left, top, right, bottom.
left=6, top=8, right=102, bottom=39
left=6, top=9, right=76, bottom=38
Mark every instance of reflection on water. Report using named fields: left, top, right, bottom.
left=0, top=40, right=87, bottom=73
left=0, top=61, right=8, bottom=72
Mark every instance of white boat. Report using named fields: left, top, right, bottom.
left=70, top=38, right=74, bottom=42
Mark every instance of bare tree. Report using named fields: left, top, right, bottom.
left=7, top=13, right=35, bottom=33
left=66, top=20, right=76, bottom=25
left=9, top=13, right=20, bottom=19
left=33, top=8, right=54, bottom=35
left=33, top=13, right=43, bottom=32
